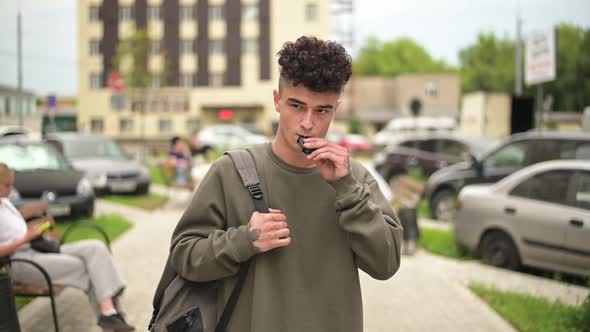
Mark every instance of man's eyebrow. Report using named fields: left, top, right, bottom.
left=287, top=98, right=306, bottom=105
left=287, top=98, right=334, bottom=109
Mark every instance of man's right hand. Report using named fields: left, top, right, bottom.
left=248, top=208, right=291, bottom=252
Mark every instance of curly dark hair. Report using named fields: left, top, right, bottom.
left=277, top=36, right=352, bottom=94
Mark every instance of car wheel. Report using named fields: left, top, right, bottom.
left=480, top=231, right=520, bottom=270
left=431, top=189, right=457, bottom=222
left=135, top=184, right=150, bottom=195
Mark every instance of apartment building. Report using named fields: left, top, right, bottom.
left=78, top=0, right=330, bottom=143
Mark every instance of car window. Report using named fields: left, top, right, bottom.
left=510, top=170, right=574, bottom=206
left=574, top=171, right=590, bottom=210
left=437, top=139, right=469, bottom=158
left=483, top=141, right=531, bottom=169
left=63, top=139, right=127, bottom=159
left=399, top=140, right=417, bottom=149
left=575, top=142, right=590, bottom=159
left=0, top=143, right=67, bottom=171
left=418, top=139, right=436, bottom=153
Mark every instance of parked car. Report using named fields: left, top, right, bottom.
left=374, top=116, right=457, bottom=147
left=0, top=136, right=95, bottom=218
left=455, top=160, right=590, bottom=277
left=0, top=125, right=40, bottom=139
left=197, top=125, right=268, bottom=151
left=327, top=132, right=373, bottom=153
left=45, top=133, right=151, bottom=195
left=425, top=131, right=590, bottom=222
left=374, top=132, right=497, bottom=189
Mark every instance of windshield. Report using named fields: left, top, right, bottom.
left=0, top=143, right=68, bottom=171
left=62, top=139, right=128, bottom=160
left=467, top=137, right=500, bottom=159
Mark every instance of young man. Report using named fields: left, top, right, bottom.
left=170, top=36, right=402, bottom=332
left=167, top=136, right=192, bottom=186
left=0, top=163, right=134, bottom=331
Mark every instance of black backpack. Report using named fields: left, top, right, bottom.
left=149, top=150, right=268, bottom=332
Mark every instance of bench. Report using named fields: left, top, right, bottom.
left=1, top=221, right=111, bottom=332
left=391, top=175, right=425, bottom=255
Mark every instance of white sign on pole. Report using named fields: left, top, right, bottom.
left=525, top=29, right=557, bottom=85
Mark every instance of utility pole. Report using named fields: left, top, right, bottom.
left=332, top=0, right=355, bottom=119
left=515, top=15, right=523, bottom=96
left=17, top=2, right=23, bottom=127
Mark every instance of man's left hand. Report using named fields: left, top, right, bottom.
left=303, top=138, right=350, bottom=181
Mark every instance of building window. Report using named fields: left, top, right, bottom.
left=186, top=118, right=200, bottom=133
left=180, top=5, right=193, bottom=21
left=209, top=39, right=224, bottom=54
left=181, top=75, right=193, bottom=88
left=89, top=6, right=100, bottom=22
left=305, top=3, right=318, bottom=21
left=119, top=6, right=134, bottom=21
left=151, top=40, right=162, bottom=54
left=151, top=75, right=161, bottom=88
left=90, top=74, right=102, bottom=89
left=180, top=40, right=193, bottom=54
left=242, top=4, right=258, bottom=21
left=148, top=6, right=160, bottom=20
left=425, top=81, right=438, bottom=97
left=119, top=119, right=134, bottom=133
left=89, top=39, right=101, bottom=55
left=159, top=119, right=172, bottom=133
left=90, top=118, right=104, bottom=133
left=209, top=73, right=223, bottom=87
left=242, top=38, right=258, bottom=54
left=209, top=5, right=225, bottom=20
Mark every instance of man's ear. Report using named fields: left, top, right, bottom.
left=273, top=90, right=281, bottom=113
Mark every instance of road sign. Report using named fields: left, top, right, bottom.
left=108, top=72, right=125, bottom=93
left=525, top=29, right=556, bottom=86
left=46, top=95, right=57, bottom=119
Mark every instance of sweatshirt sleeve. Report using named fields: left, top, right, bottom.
left=327, top=164, right=403, bottom=280
left=169, top=158, right=259, bottom=282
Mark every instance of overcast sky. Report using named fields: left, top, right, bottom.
left=0, top=0, right=588, bottom=96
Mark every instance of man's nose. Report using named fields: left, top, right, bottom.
left=300, top=110, right=313, bottom=130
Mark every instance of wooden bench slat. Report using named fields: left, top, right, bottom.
left=13, top=283, right=64, bottom=296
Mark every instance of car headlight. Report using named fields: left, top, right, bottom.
left=77, top=178, right=94, bottom=197
left=88, top=173, right=107, bottom=188
left=8, top=188, right=21, bottom=201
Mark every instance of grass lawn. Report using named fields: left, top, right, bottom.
left=103, top=193, right=168, bottom=211
left=418, top=227, right=470, bottom=259
left=149, top=164, right=166, bottom=185
left=469, top=283, right=590, bottom=332
left=14, top=214, right=133, bottom=311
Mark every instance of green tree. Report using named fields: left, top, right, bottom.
left=354, top=36, right=455, bottom=76
left=459, top=33, right=516, bottom=93
left=543, top=23, right=590, bottom=111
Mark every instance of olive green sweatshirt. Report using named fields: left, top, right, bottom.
left=170, top=143, right=402, bottom=332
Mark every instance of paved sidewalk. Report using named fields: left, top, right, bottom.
left=17, top=195, right=589, bottom=331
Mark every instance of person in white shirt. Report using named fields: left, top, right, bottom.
left=0, top=163, right=135, bottom=332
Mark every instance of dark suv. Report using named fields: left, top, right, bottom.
left=0, top=136, right=95, bottom=218
left=374, top=132, right=497, bottom=188
left=425, top=131, right=590, bottom=221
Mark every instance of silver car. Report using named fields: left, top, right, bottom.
left=455, top=160, right=590, bottom=277
left=45, top=133, right=151, bottom=195
left=197, top=125, right=268, bottom=151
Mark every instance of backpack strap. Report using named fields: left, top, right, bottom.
left=215, top=150, right=267, bottom=332
left=225, top=150, right=270, bottom=213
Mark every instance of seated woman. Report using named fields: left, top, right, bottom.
left=0, top=163, right=135, bottom=332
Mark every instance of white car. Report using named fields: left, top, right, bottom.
left=197, top=125, right=268, bottom=151
left=455, top=160, right=590, bottom=277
